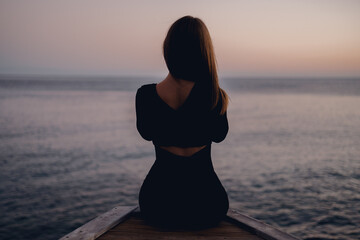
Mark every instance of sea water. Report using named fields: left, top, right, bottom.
left=0, top=76, right=359, bottom=240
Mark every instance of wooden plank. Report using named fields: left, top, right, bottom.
left=61, top=206, right=301, bottom=240
left=59, top=205, right=137, bottom=240
left=227, top=208, right=300, bottom=240
left=99, top=210, right=263, bottom=240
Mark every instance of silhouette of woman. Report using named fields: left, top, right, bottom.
left=136, top=16, right=229, bottom=229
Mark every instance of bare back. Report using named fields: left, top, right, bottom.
left=156, top=74, right=206, bottom=156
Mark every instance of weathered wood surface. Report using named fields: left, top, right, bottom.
left=59, top=206, right=137, bottom=240
left=60, top=206, right=301, bottom=240
left=227, top=209, right=300, bottom=240
left=98, top=209, right=263, bottom=240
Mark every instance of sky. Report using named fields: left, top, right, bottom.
left=0, top=0, right=359, bottom=77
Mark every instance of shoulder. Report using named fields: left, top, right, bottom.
left=210, top=91, right=224, bottom=114
left=136, top=83, right=156, bottom=98
left=137, top=83, right=156, bottom=93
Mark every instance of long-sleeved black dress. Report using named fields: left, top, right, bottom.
left=136, top=83, right=229, bottom=229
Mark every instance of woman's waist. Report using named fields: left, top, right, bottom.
left=152, top=137, right=211, bottom=149
left=154, top=144, right=211, bottom=160
left=157, top=145, right=206, bottom=157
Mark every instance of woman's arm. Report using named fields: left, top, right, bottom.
left=211, top=111, right=228, bottom=143
left=135, top=86, right=153, bottom=141
left=210, top=93, right=229, bottom=143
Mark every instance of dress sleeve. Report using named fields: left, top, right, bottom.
left=210, top=97, right=229, bottom=143
left=135, top=86, right=153, bottom=141
left=211, top=111, right=228, bottom=143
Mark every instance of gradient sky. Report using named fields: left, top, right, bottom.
left=0, top=0, right=359, bottom=77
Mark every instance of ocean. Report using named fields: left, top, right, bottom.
left=0, top=76, right=359, bottom=240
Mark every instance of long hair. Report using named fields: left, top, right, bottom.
left=163, top=16, right=228, bottom=115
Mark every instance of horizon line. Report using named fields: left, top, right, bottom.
left=1, top=72, right=360, bottom=80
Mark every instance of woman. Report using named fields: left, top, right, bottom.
left=136, top=16, right=229, bottom=229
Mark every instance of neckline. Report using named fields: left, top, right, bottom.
left=154, top=83, right=195, bottom=111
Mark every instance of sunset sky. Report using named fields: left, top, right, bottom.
left=0, top=0, right=359, bottom=77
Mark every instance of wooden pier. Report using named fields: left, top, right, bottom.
left=60, top=206, right=300, bottom=240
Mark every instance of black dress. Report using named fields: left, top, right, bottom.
left=136, top=83, right=229, bottom=229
